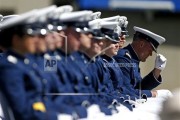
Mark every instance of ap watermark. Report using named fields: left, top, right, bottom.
left=44, top=56, right=57, bottom=71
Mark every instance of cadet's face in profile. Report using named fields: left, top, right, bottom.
left=35, top=35, right=47, bottom=53
left=19, top=35, right=38, bottom=54
left=139, top=40, right=153, bottom=62
left=79, top=33, right=93, bottom=50
left=91, top=39, right=104, bottom=55
left=45, top=32, right=56, bottom=51
left=56, top=31, right=65, bottom=48
left=119, top=35, right=126, bottom=48
left=103, top=40, right=119, bottom=57
left=64, top=27, right=81, bottom=53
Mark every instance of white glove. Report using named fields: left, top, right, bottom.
left=135, top=98, right=147, bottom=104
left=156, top=89, right=173, bottom=99
left=155, top=54, right=167, bottom=71
left=58, top=114, right=73, bottom=120
left=87, top=104, right=105, bottom=119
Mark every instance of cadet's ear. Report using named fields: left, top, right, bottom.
left=12, top=34, right=21, bottom=46
left=12, top=34, right=19, bottom=41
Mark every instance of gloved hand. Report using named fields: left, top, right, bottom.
left=156, top=89, right=173, bottom=99
left=87, top=104, right=105, bottom=119
left=155, top=54, right=167, bottom=71
left=58, top=114, right=73, bottom=120
left=135, top=98, right=147, bottom=104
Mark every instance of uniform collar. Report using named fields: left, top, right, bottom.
left=78, top=51, right=92, bottom=62
left=126, top=44, right=139, bottom=61
left=101, top=54, right=114, bottom=63
left=0, top=53, right=4, bottom=58
left=7, top=49, right=26, bottom=60
left=56, top=48, right=69, bottom=57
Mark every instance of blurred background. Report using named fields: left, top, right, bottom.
left=0, top=0, right=180, bottom=91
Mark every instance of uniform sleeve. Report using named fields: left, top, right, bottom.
left=135, top=71, right=162, bottom=90
left=94, top=60, right=114, bottom=93
left=114, top=56, right=152, bottom=98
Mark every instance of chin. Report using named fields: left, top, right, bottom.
left=141, top=59, right=146, bottom=62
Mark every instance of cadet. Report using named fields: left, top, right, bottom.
left=114, top=26, right=168, bottom=98
left=0, top=15, right=19, bottom=58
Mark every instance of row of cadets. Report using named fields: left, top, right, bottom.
left=58, top=13, right=130, bottom=116
left=25, top=5, right=100, bottom=119
left=24, top=5, right=86, bottom=119
left=0, top=4, right=172, bottom=120
left=86, top=17, right=138, bottom=120
left=53, top=10, right=100, bottom=118
left=111, top=15, right=173, bottom=118
left=86, top=20, right=134, bottom=110
left=0, top=5, right=100, bottom=120
left=101, top=15, right=151, bottom=99
left=0, top=9, right=62, bottom=120
left=55, top=13, right=134, bottom=118
left=24, top=5, right=120, bottom=119
left=50, top=9, right=121, bottom=116
left=0, top=7, right=134, bottom=119
left=101, top=15, right=173, bottom=116
left=42, top=6, right=134, bottom=118
left=99, top=16, right=139, bottom=98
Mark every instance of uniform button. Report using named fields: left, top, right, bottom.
left=74, top=85, right=79, bottom=91
left=24, top=59, right=29, bottom=64
left=98, top=89, right=101, bottom=93
left=85, top=76, right=89, bottom=83
left=42, top=79, right=47, bottom=84
left=33, top=63, right=37, bottom=68
left=85, top=76, right=88, bottom=79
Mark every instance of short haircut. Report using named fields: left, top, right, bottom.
left=0, top=25, right=26, bottom=48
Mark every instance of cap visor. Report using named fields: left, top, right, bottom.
left=105, top=35, right=119, bottom=43
left=150, top=42, right=157, bottom=53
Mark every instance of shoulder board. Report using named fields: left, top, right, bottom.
left=125, top=51, right=131, bottom=59
left=44, top=53, right=51, bottom=60
left=7, top=55, right=17, bottom=64
left=102, top=58, right=108, bottom=63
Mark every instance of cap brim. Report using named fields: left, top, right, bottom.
left=93, top=36, right=105, bottom=40
left=121, top=31, right=129, bottom=36
left=150, top=42, right=157, bottom=53
left=105, top=35, right=119, bottom=43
